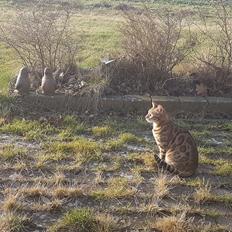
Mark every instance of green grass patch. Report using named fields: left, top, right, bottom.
left=0, top=145, right=27, bottom=161
left=49, top=208, right=114, bottom=232
left=92, top=126, right=114, bottom=137
left=119, top=132, right=143, bottom=144
left=215, top=163, right=232, bottom=176
left=0, top=119, right=56, bottom=141
left=46, top=138, right=102, bottom=163
left=105, top=132, right=143, bottom=151
left=62, top=115, right=86, bottom=135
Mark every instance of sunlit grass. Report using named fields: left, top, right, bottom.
left=0, top=145, right=27, bottom=161
left=49, top=208, right=115, bottom=232
left=0, top=119, right=56, bottom=141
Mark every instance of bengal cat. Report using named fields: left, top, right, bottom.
left=145, top=103, right=198, bottom=177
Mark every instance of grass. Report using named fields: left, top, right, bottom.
left=215, top=163, right=232, bottom=176
left=0, top=113, right=231, bottom=230
left=91, top=125, right=114, bottom=137
left=45, top=138, right=103, bottom=163
left=0, top=145, right=27, bottom=161
left=62, top=115, right=86, bottom=135
left=154, top=173, right=172, bottom=199
left=49, top=208, right=114, bottom=232
left=152, top=214, right=195, bottom=232
left=193, top=181, right=212, bottom=203
left=128, top=152, right=155, bottom=169
left=52, top=186, right=83, bottom=199
left=92, top=177, right=136, bottom=199
left=0, top=214, right=33, bottom=232
left=105, top=132, right=143, bottom=151
left=0, top=119, right=56, bottom=141
left=1, top=194, right=20, bottom=212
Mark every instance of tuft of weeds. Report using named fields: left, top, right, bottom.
left=215, top=163, right=232, bottom=176
left=19, top=185, right=48, bottom=198
left=92, top=126, right=114, bottom=137
left=128, top=152, right=155, bottom=169
left=193, top=181, right=213, bottom=204
left=58, top=129, right=74, bottom=141
left=0, top=214, right=33, bottom=232
left=2, top=194, right=21, bottom=213
left=154, top=173, right=172, bottom=199
left=211, top=194, right=232, bottom=206
left=48, top=208, right=115, bottom=232
left=0, top=145, right=27, bottom=161
left=92, top=177, right=136, bottom=199
left=53, top=172, right=66, bottom=185
left=46, top=138, right=102, bottom=163
left=105, top=139, right=124, bottom=151
left=63, top=115, right=78, bottom=126
left=184, top=178, right=204, bottom=187
left=53, top=186, right=83, bottom=199
left=152, top=213, right=195, bottom=232
left=30, top=199, right=63, bottom=212
left=105, top=132, right=143, bottom=151
left=62, top=115, right=86, bottom=135
left=119, top=132, right=143, bottom=144
left=0, top=119, right=56, bottom=141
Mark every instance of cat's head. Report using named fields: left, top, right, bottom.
left=145, top=103, right=169, bottom=124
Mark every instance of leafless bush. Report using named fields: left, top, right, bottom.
left=120, top=8, right=195, bottom=91
left=9, top=0, right=82, bottom=9
left=0, top=2, right=79, bottom=72
left=196, top=0, right=232, bottom=78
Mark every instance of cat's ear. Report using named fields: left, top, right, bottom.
left=152, top=102, right=157, bottom=108
left=157, top=104, right=165, bottom=112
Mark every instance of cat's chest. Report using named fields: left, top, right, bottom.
left=152, top=128, right=166, bottom=143
left=152, top=124, right=173, bottom=144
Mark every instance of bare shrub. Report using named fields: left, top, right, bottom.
left=0, top=2, right=79, bottom=73
left=196, top=0, right=232, bottom=78
left=119, top=8, right=195, bottom=93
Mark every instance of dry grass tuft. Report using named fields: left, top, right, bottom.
left=153, top=213, right=195, bottom=232
left=20, top=185, right=48, bottom=198
left=53, top=186, right=83, bottom=199
left=193, top=181, right=212, bottom=204
left=93, top=177, right=136, bottom=199
left=0, top=213, right=33, bottom=232
left=154, top=173, right=172, bottom=199
left=1, top=194, right=21, bottom=212
left=30, top=199, right=63, bottom=212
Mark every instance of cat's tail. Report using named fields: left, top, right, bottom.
left=154, top=154, right=179, bottom=175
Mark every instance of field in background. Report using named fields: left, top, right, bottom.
left=0, top=0, right=215, bottom=95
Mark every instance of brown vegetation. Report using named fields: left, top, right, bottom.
left=0, top=2, right=78, bottom=73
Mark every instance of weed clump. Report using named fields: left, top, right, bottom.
left=46, top=138, right=102, bottom=163
left=0, top=145, right=27, bottom=161
left=0, top=214, right=34, bottom=232
left=49, top=208, right=114, bottom=232
left=92, top=126, right=114, bottom=137
left=0, top=119, right=56, bottom=141
left=93, top=177, right=136, bottom=199
left=105, top=133, right=143, bottom=151
left=152, top=214, right=195, bottom=232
